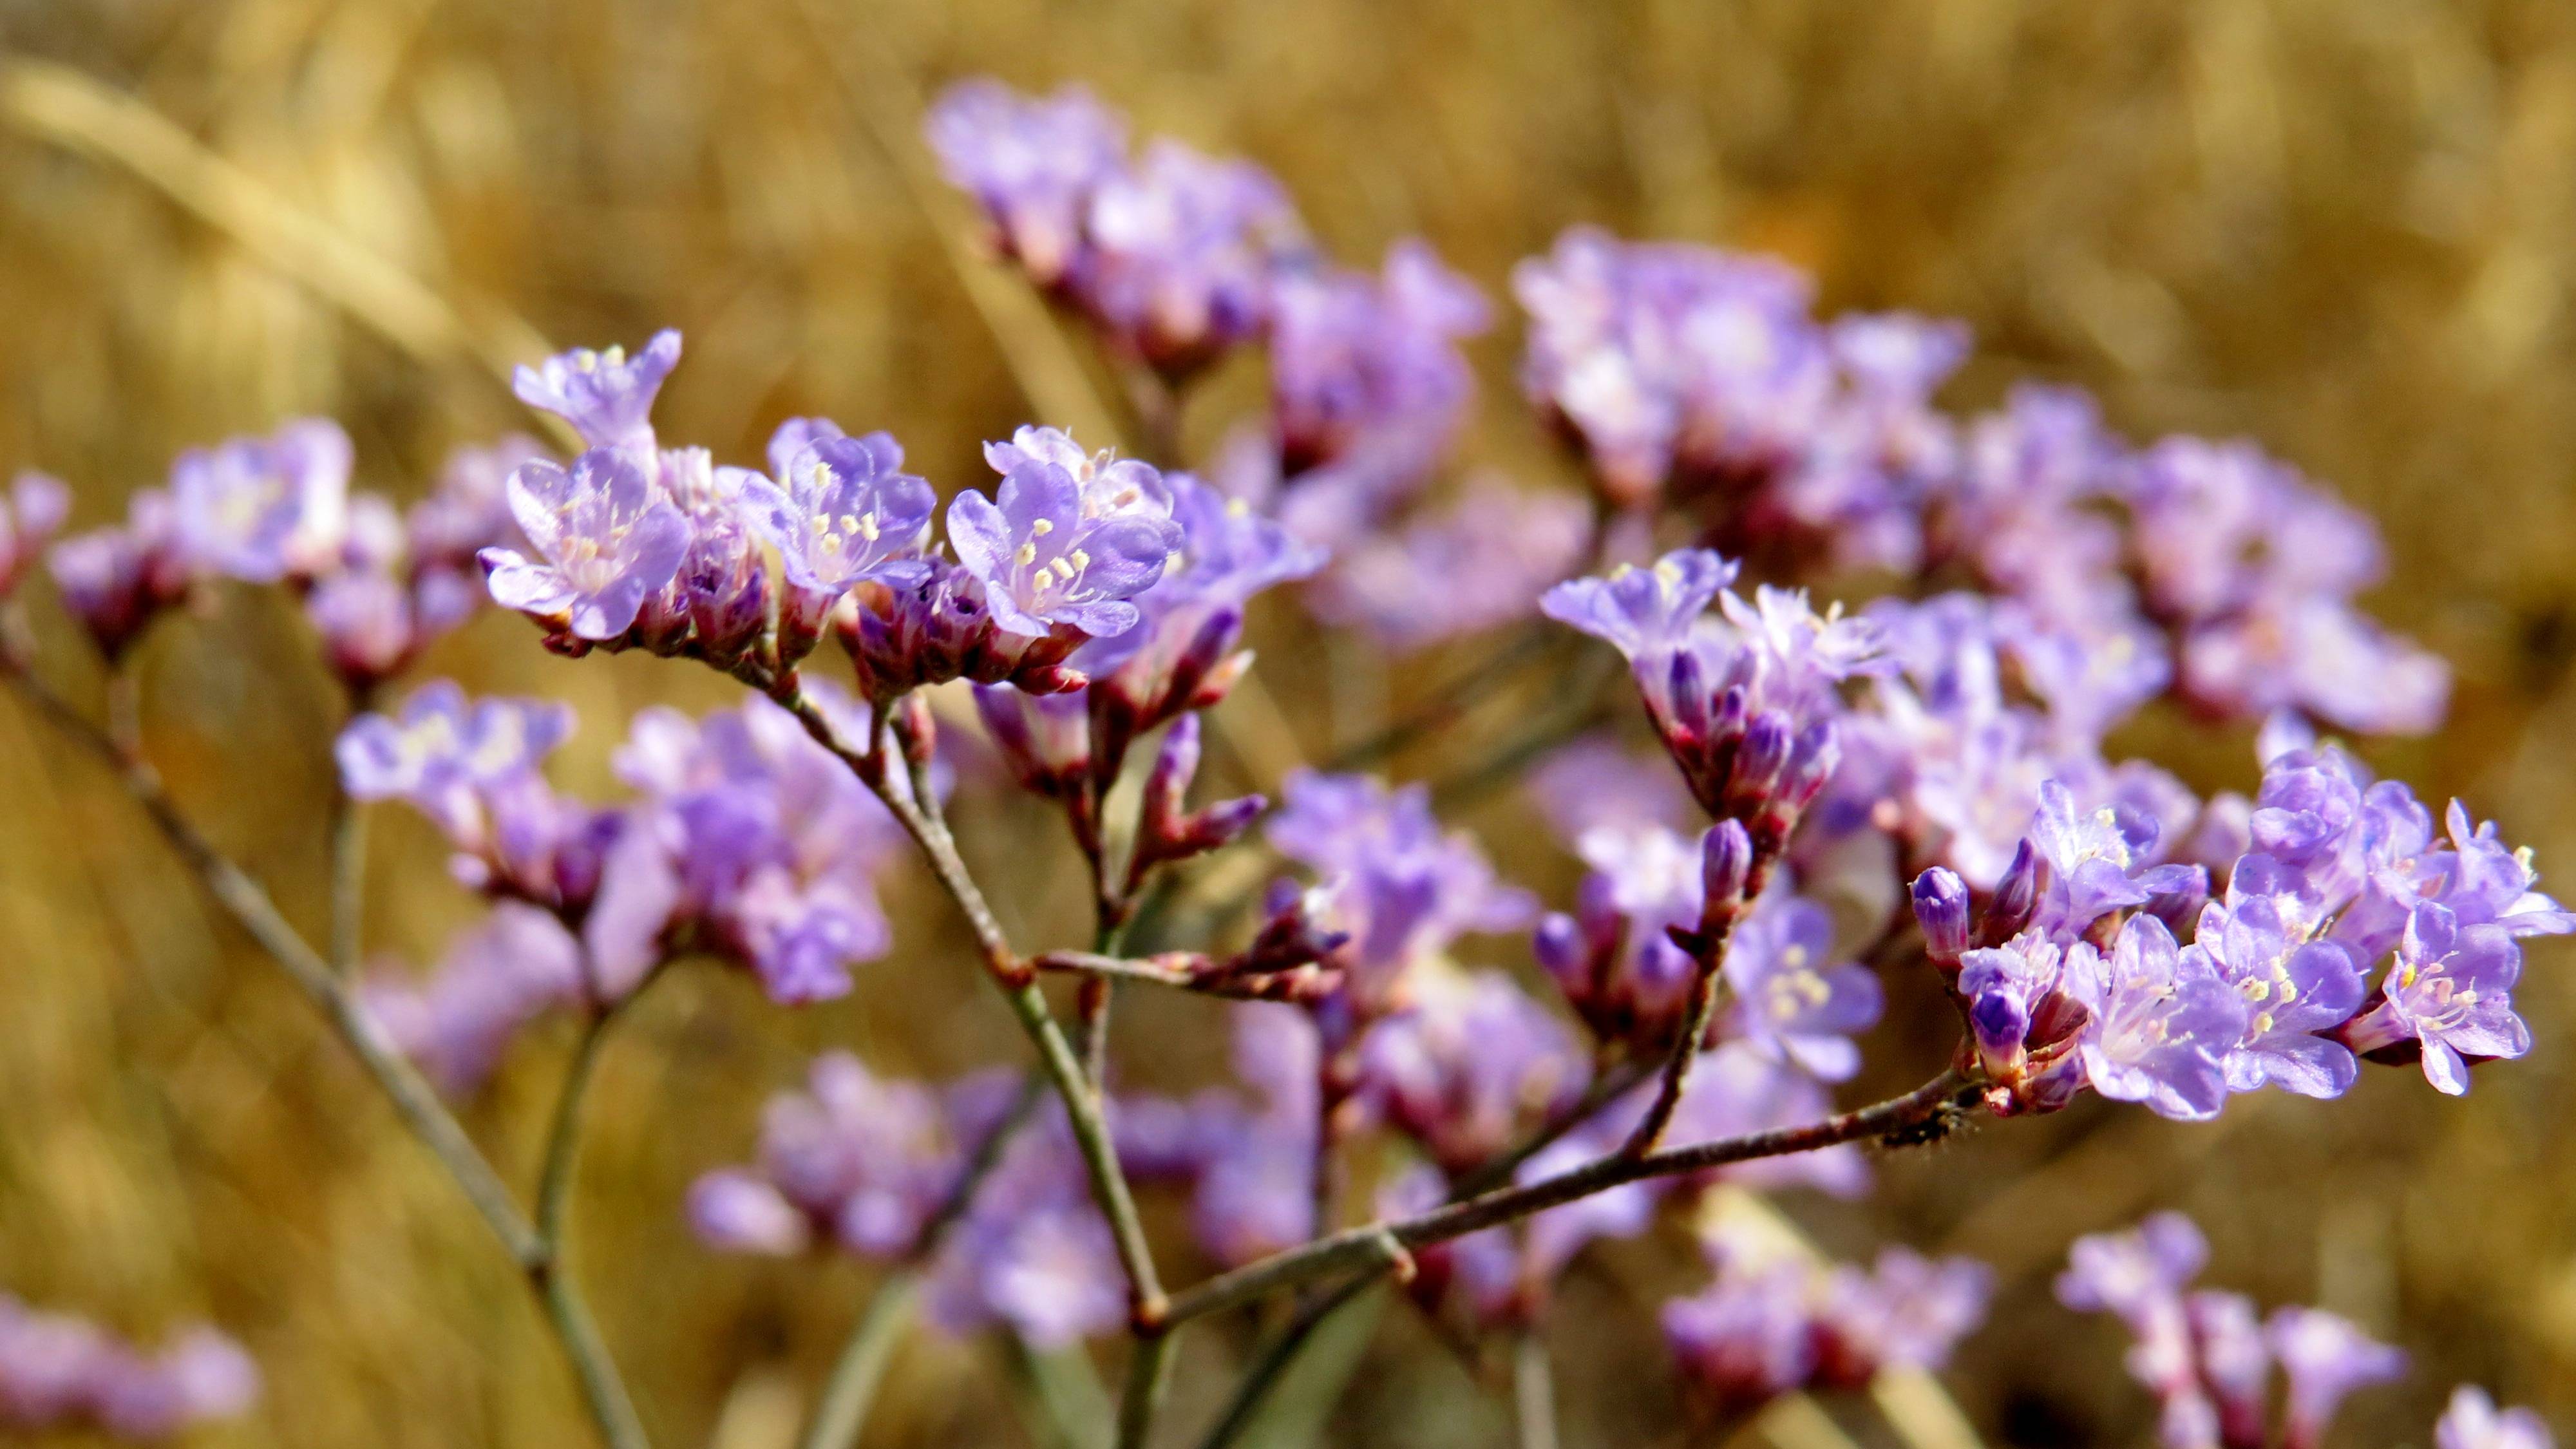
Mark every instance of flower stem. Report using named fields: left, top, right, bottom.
left=1513, top=1329, right=1557, bottom=1449
left=533, top=1003, right=652, bottom=1449
left=1115, top=1330, right=1180, bottom=1449
left=1160, top=1070, right=1972, bottom=1326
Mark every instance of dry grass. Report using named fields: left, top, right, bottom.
left=4, top=1, right=2576, bottom=1444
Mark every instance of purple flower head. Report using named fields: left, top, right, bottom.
left=2186, top=1291, right=2271, bottom=1449
left=2192, top=895, right=2363, bottom=1098
left=925, top=79, right=1127, bottom=287
left=2069, top=914, right=2246, bottom=1122
left=1540, top=548, right=1741, bottom=665
left=1358, top=968, right=1586, bottom=1173
left=2060, top=1213, right=2211, bottom=1426
left=1530, top=736, right=1696, bottom=842
left=1270, top=771, right=1532, bottom=1007
left=1661, top=1251, right=1818, bottom=1422
left=1957, top=929, right=2093, bottom=1113
left=1080, top=138, right=1298, bottom=374
left=168, top=418, right=352, bottom=584
left=2439, top=800, right=2576, bottom=940
left=336, top=680, right=574, bottom=850
left=2028, top=779, right=2199, bottom=940
left=1812, top=1247, right=1994, bottom=1385
left=685, top=1169, right=811, bottom=1256
left=0, top=1299, right=259, bottom=1438
left=923, top=1118, right=1126, bottom=1347
left=361, top=902, right=588, bottom=1094
left=2438, top=1388, right=2555, bottom=1449
left=305, top=567, right=425, bottom=689
left=739, top=431, right=934, bottom=595
left=1315, top=478, right=1591, bottom=651
left=0, top=471, right=71, bottom=597
left=479, top=448, right=690, bottom=642
left=949, top=433, right=1184, bottom=639
left=1075, top=470, right=1323, bottom=727
left=1722, top=892, right=1883, bottom=1081
left=511, top=331, right=683, bottom=450
left=2339, top=903, right=2528, bottom=1094
left=745, top=1052, right=957, bottom=1256
left=2267, top=1307, right=2406, bottom=1449
left=1269, top=238, right=1488, bottom=472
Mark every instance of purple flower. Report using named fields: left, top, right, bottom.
left=1269, top=239, right=1488, bottom=473
left=684, top=1170, right=811, bottom=1256
left=2058, top=1214, right=2209, bottom=1423
left=361, top=902, right=589, bottom=1094
left=738, top=431, right=935, bottom=594
left=1357, top=969, right=1586, bottom=1173
left=407, top=435, right=547, bottom=569
left=1529, top=736, right=1695, bottom=842
left=2186, top=1291, right=2271, bottom=1449
left=1957, top=929, right=2088, bottom=1113
left=1540, top=548, right=1739, bottom=664
left=0, top=471, right=71, bottom=598
left=948, top=433, right=1184, bottom=639
left=923, top=1117, right=1126, bottom=1347
left=2338, top=903, right=2529, bottom=1094
left=478, top=447, right=691, bottom=642
left=1182, top=1003, right=1323, bottom=1265
left=2438, top=1387, right=2555, bottom=1449
left=1660, top=1252, right=1818, bottom=1421
left=2028, top=779, right=2201, bottom=941
left=1081, top=138, right=1298, bottom=374
left=512, top=331, right=683, bottom=450
left=2191, top=895, right=2363, bottom=1098
left=1811, top=1247, right=1994, bottom=1385
left=1269, top=770, right=1531, bottom=1008
left=0, top=1298, right=258, bottom=1438
left=2267, top=1307, right=2406, bottom=1449
left=44, top=488, right=194, bottom=659
left=1721, top=892, right=1882, bottom=1081
left=169, top=419, right=353, bottom=583
left=925, top=79, right=1127, bottom=287
left=2069, top=915, right=2246, bottom=1122
left=1659, top=1044, right=1871, bottom=1197
left=1315, top=479, right=1590, bottom=651
left=336, top=679, right=573, bottom=820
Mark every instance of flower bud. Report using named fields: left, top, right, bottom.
left=1139, top=714, right=1205, bottom=837
left=1980, top=839, right=2043, bottom=948
left=1911, top=867, right=1972, bottom=967
left=1723, top=710, right=1794, bottom=819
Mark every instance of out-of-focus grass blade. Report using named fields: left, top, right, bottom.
left=1235, top=1287, right=1387, bottom=1449
left=1005, top=1334, right=1114, bottom=1449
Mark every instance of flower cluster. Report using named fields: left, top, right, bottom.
left=0, top=1296, right=257, bottom=1440
left=343, top=679, right=911, bottom=1030
left=37, top=420, right=515, bottom=690
left=928, top=80, right=1299, bottom=377
left=1660, top=1224, right=1991, bottom=1425
left=688, top=1056, right=1128, bottom=1347
left=1922, top=726, right=2564, bottom=1119
left=2058, top=1213, right=2409, bottom=1449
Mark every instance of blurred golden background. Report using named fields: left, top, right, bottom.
left=4, top=1, right=2576, bottom=1444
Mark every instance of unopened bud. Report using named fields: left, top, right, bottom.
left=1700, top=819, right=1754, bottom=925
left=1980, top=839, right=2043, bottom=948
left=1911, top=867, right=1972, bottom=966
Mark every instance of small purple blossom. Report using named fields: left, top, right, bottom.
left=737, top=431, right=934, bottom=595
left=948, top=433, right=1184, bottom=639
left=2068, top=915, right=2246, bottom=1122
left=2438, top=1387, right=2555, bottom=1449
left=361, top=902, right=589, bottom=1095
left=169, top=419, right=353, bottom=584
left=0, top=471, right=71, bottom=598
left=1540, top=548, right=1739, bottom=664
left=2267, top=1306, right=2407, bottom=1449
left=1357, top=968, right=1587, bottom=1174
left=0, top=1296, right=258, bottom=1439
left=925, top=80, right=1126, bottom=287
left=511, top=332, right=683, bottom=450
left=1721, top=892, right=1882, bottom=1082
left=1316, top=478, right=1590, bottom=650
left=2338, top=903, right=2530, bottom=1094
left=479, top=447, right=690, bottom=642
left=2192, top=895, right=2363, bottom=1098
left=336, top=679, right=573, bottom=820
left=1810, top=1247, right=1994, bottom=1385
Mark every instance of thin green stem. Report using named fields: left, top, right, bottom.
left=6, top=667, right=543, bottom=1267
left=1191, top=1278, right=1377, bottom=1449
left=1116, top=1331, right=1180, bottom=1449
left=531, top=986, right=654, bottom=1449
left=799, top=1273, right=922, bottom=1449
left=1079, top=918, right=1130, bottom=1094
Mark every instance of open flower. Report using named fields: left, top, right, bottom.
left=947, top=440, right=1182, bottom=639
left=479, top=448, right=691, bottom=641
left=739, top=432, right=935, bottom=596
left=511, top=332, right=683, bottom=450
